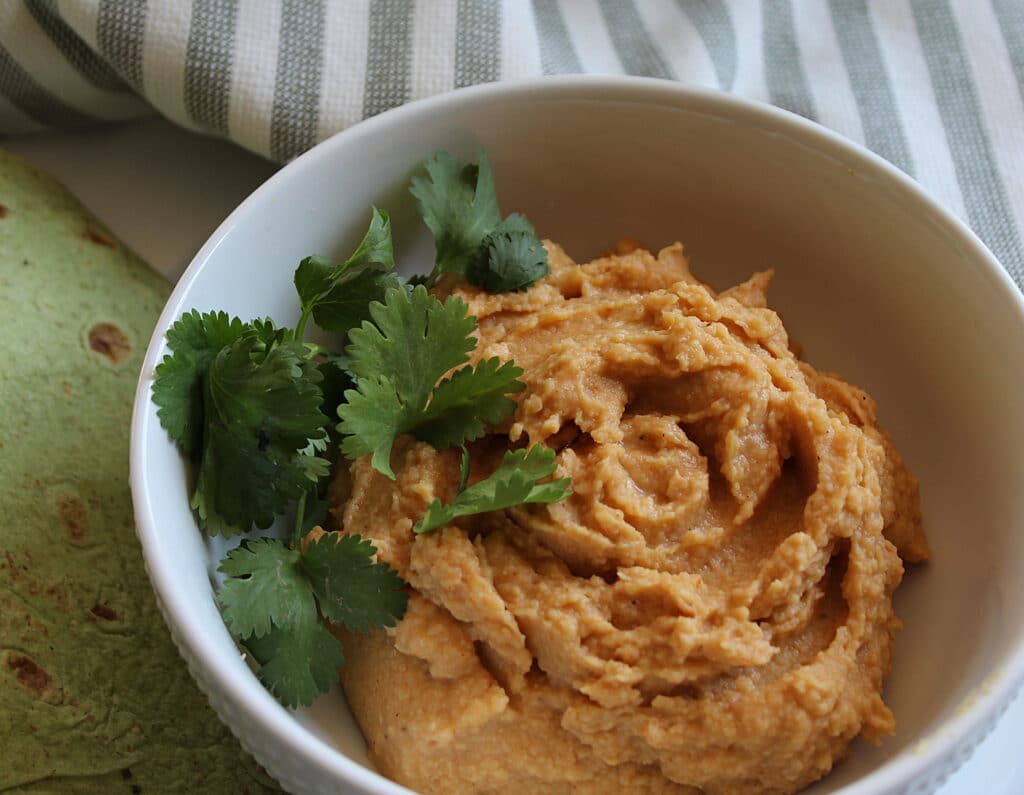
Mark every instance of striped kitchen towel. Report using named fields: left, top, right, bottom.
left=1, top=1, right=1022, bottom=287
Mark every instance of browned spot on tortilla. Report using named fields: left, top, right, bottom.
left=0, top=204, right=8, bottom=218
left=6, top=654, right=52, bottom=695
left=61, top=381, right=72, bottom=396
left=58, top=494, right=88, bottom=542
left=82, top=227, right=116, bottom=248
left=91, top=602, right=119, bottom=621
left=88, top=322, right=132, bottom=364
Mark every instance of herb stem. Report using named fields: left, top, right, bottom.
left=294, top=308, right=312, bottom=343
left=292, top=491, right=308, bottom=549
left=458, top=444, right=471, bottom=493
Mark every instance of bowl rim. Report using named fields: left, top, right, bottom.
left=130, top=74, right=1024, bottom=795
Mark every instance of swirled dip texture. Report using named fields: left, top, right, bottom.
left=330, top=242, right=928, bottom=795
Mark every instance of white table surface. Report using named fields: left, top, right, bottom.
left=5, top=116, right=1020, bottom=795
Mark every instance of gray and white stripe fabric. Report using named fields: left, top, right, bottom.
left=1, top=0, right=1023, bottom=285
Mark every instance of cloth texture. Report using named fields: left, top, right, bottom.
left=1, top=0, right=1022, bottom=286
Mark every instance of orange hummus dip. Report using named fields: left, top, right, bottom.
left=328, top=241, right=928, bottom=795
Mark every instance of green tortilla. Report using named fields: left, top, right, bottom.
left=0, top=149, right=279, bottom=794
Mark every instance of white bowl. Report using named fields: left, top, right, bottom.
left=130, top=76, right=1024, bottom=795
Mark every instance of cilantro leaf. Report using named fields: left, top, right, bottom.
left=293, top=255, right=335, bottom=312
left=175, top=328, right=332, bottom=535
left=294, top=452, right=332, bottom=482
left=411, top=152, right=550, bottom=293
left=165, top=309, right=249, bottom=360
left=190, top=424, right=324, bottom=533
left=153, top=310, right=248, bottom=456
left=217, top=532, right=406, bottom=707
left=346, top=285, right=476, bottom=405
left=338, top=286, right=520, bottom=478
left=241, top=615, right=345, bottom=709
left=486, top=212, right=535, bottom=238
left=207, top=333, right=327, bottom=452
left=342, top=206, right=395, bottom=274
left=414, top=357, right=525, bottom=449
left=249, top=317, right=289, bottom=348
left=311, top=269, right=405, bottom=334
left=218, top=539, right=309, bottom=639
left=295, top=208, right=394, bottom=303
left=337, top=375, right=405, bottom=478
left=302, top=534, right=408, bottom=633
left=414, top=445, right=572, bottom=534
left=467, top=217, right=549, bottom=292
left=152, top=353, right=206, bottom=458
left=294, top=208, right=397, bottom=339
left=154, top=312, right=332, bottom=536
left=410, top=150, right=502, bottom=276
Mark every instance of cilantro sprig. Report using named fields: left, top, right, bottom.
left=153, top=314, right=329, bottom=535
left=411, top=151, right=550, bottom=291
left=337, top=285, right=524, bottom=478
left=153, top=211, right=411, bottom=707
left=151, top=151, right=572, bottom=709
left=219, top=534, right=406, bottom=707
left=415, top=445, right=571, bottom=534
left=293, top=207, right=402, bottom=339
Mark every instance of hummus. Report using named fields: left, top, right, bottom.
left=329, top=241, right=928, bottom=795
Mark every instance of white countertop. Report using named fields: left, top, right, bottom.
left=6, top=116, right=1020, bottom=795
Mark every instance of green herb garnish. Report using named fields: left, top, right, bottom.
left=153, top=314, right=329, bottom=535
left=151, top=152, right=570, bottom=708
left=414, top=445, right=571, bottom=534
left=219, top=534, right=406, bottom=708
left=337, top=284, right=524, bottom=478
left=293, top=207, right=402, bottom=338
left=411, top=150, right=550, bottom=291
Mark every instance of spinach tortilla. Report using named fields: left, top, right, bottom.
left=0, top=148, right=279, bottom=794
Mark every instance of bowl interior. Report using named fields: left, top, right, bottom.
left=134, top=79, right=1024, bottom=794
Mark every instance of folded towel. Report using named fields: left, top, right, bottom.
left=0, top=0, right=1020, bottom=286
